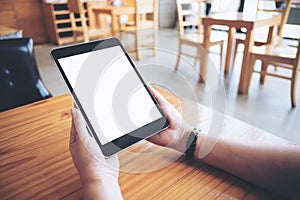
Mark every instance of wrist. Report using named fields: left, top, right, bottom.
left=81, top=174, right=120, bottom=193
left=193, top=131, right=204, bottom=159
left=171, top=124, right=193, bottom=153
left=82, top=175, right=118, bottom=187
left=173, top=126, right=204, bottom=159
left=82, top=176, right=122, bottom=200
left=80, top=170, right=118, bottom=187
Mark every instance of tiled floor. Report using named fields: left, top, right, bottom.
left=34, top=31, right=300, bottom=144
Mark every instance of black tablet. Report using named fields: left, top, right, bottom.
left=51, top=38, right=169, bottom=156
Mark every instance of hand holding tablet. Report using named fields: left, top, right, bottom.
left=51, top=38, right=169, bottom=156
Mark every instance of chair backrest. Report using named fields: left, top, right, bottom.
left=0, top=38, right=51, bottom=112
left=68, top=0, right=89, bottom=42
left=295, top=38, right=300, bottom=67
left=176, top=0, right=204, bottom=34
left=256, top=0, right=292, bottom=40
left=135, top=0, right=159, bottom=29
left=68, top=0, right=85, bottom=14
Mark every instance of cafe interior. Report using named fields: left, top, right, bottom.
left=1, top=0, right=300, bottom=199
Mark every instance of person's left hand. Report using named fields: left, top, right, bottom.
left=146, top=86, right=191, bottom=153
left=70, top=108, right=122, bottom=199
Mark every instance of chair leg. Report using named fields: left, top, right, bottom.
left=175, top=41, right=182, bottom=71
left=260, top=61, right=268, bottom=84
left=232, top=41, right=239, bottom=68
left=199, top=48, right=207, bottom=83
left=136, top=49, right=142, bottom=60
left=246, top=54, right=256, bottom=92
left=153, top=29, right=158, bottom=57
left=135, top=31, right=141, bottom=60
left=291, top=67, right=299, bottom=108
left=193, top=57, right=197, bottom=67
left=220, top=42, right=223, bottom=69
left=193, top=47, right=199, bottom=67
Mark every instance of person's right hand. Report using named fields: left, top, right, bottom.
left=147, top=86, right=192, bottom=153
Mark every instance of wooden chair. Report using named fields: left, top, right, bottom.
left=122, top=0, right=158, bottom=31
left=68, top=0, right=112, bottom=43
left=175, top=0, right=225, bottom=75
left=248, top=38, right=300, bottom=107
left=120, top=0, right=158, bottom=60
left=233, top=0, right=292, bottom=66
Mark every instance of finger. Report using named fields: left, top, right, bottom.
left=71, top=109, right=119, bottom=173
left=147, top=84, right=170, bottom=107
left=72, top=108, right=108, bottom=160
left=70, top=108, right=80, bottom=160
left=72, top=108, right=91, bottom=144
left=73, top=102, right=78, bottom=109
left=72, top=108, right=85, bottom=133
left=70, top=108, right=77, bottom=145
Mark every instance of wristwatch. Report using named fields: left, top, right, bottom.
left=185, top=128, right=200, bottom=158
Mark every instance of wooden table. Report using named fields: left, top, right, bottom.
left=0, top=90, right=289, bottom=199
left=0, top=24, right=21, bottom=39
left=202, top=12, right=282, bottom=94
left=92, top=5, right=135, bottom=35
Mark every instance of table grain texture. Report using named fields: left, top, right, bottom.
left=0, top=88, right=288, bottom=199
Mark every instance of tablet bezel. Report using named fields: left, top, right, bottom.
left=50, top=38, right=169, bottom=156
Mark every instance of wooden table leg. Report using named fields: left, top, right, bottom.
left=238, top=28, right=254, bottom=94
left=224, top=27, right=235, bottom=74
left=200, top=24, right=212, bottom=83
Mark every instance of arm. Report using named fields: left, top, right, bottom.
left=194, top=133, right=300, bottom=199
left=70, top=108, right=123, bottom=200
left=148, top=86, right=300, bottom=199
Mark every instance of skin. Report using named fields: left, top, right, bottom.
left=70, top=87, right=300, bottom=200
left=70, top=109, right=122, bottom=200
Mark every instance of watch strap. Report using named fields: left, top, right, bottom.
left=185, top=128, right=199, bottom=157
